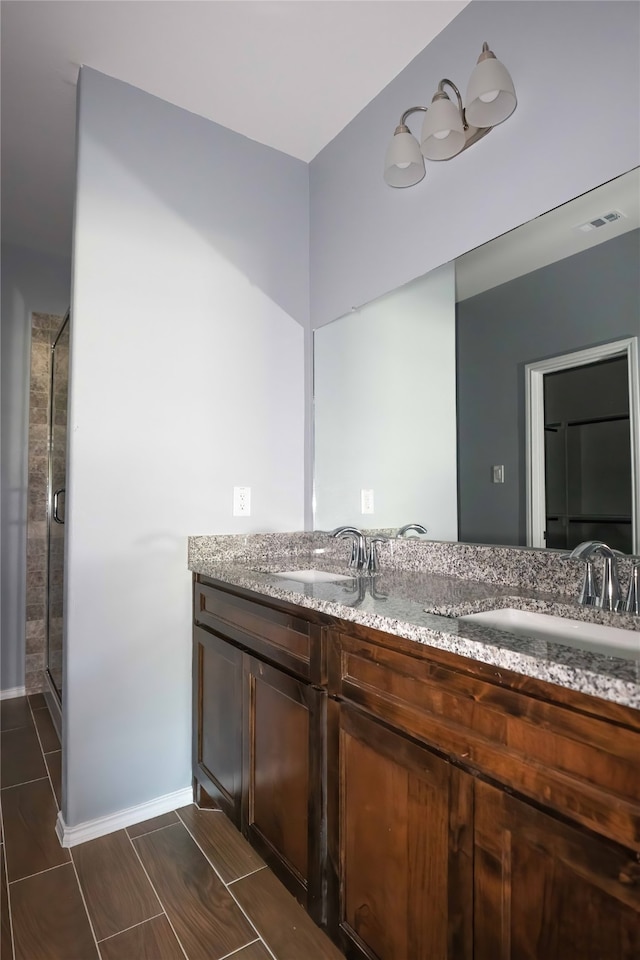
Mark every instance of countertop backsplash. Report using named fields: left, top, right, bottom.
left=189, top=531, right=637, bottom=596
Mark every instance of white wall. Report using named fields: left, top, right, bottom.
left=65, top=69, right=308, bottom=827
left=309, top=1, right=640, bottom=328
left=1, top=242, right=71, bottom=692
left=314, top=263, right=457, bottom=537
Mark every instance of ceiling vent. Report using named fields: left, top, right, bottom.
left=576, top=210, right=627, bottom=233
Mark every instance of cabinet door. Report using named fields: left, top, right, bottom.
left=193, top=625, right=243, bottom=825
left=329, top=703, right=473, bottom=960
left=474, top=779, right=640, bottom=960
left=243, top=655, right=325, bottom=922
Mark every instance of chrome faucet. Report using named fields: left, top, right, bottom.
left=330, top=526, right=368, bottom=571
left=366, top=536, right=388, bottom=574
left=624, top=559, right=640, bottom=614
left=396, top=523, right=428, bottom=538
left=567, top=541, right=621, bottom=611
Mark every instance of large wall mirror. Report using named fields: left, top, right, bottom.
left=313, top=168, right=640, bottom=552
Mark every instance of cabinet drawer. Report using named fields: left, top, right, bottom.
left=195, top=580, right=323, bottom=682
left=329, top=630, right=640, bottom=851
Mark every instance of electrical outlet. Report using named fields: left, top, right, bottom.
left=361, top=489, right=374, bottom=514
left=233, top=486, right=251, bottom=516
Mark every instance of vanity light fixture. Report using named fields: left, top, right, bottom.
left=384, top=41, right=517, bottom=188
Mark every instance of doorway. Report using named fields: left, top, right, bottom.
left=526, top=338, right=640, bottom=553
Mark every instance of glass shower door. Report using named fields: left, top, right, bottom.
left=47, top=314, right=70, bottom=701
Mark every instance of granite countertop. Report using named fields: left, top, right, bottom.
left=189, top=539, right=640, bottom=710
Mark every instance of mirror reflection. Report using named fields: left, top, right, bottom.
left=313, top=168, right=640, bottom=550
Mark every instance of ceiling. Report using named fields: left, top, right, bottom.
left=0, top=0, right=469, bottom=258
left=456, top=167, right=640, bottom=301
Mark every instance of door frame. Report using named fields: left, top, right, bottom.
left=525, top=337, right=640, bottom=552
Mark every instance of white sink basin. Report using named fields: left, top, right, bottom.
left=460, top=608, right=639, bottom=660
left=272, top=569, right=354, bottom=584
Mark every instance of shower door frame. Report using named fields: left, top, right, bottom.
left=46, top=311, right=70, bottom=704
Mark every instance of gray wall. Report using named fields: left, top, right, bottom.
left=1, top=242, right=70, bottom=693
left=456, top=229, right=640, bottom=545
left=309, top=1, right=640, bottom=329
left=64, top=68, right=308, bottom=829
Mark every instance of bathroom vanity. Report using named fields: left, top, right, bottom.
left=190, top=535, right=640, bottom=960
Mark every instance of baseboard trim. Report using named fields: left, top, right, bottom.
left=56, top=785, right=193, bottom=847
left=1, top=686, right=26, bottom=700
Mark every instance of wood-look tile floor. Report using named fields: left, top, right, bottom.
left=1, top=695, right=344, bottom=960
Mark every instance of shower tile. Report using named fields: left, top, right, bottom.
left=25, top=674, right=47, bottom=696
left=26, top=624, right=45, bottom=655
left=26, top=602, right=46, bottom=622
left=26, top=570, right=47, bottom=593
left=27, top=520, right=47, bottom=539
left=26, top=538, right=47, bottom=571
left=28, top=402, right=48, bottom=426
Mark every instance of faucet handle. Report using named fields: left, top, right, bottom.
left=366, top=536, right=388, bottom=574
left=561, top=551, right=599, bottom=606
left=579, top=558, right=599, bottom=607
left=624, top=559, right=640, bottom=614
left=599, top=553, right=622, bottom=611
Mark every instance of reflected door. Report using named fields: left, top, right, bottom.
left=47, top=314, right=70, bottom=701
left=543, top=355, right=632, bottom=552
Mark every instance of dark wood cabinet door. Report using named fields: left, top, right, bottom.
left=474, top=779, right=640, bottom=960
left=242, top=655, right=325, bottom=922
left=193, top=625, right=243, bottom=825
left=329, top=703, right=473, bottom=960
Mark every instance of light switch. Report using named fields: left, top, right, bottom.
left=492, top=465, right=505, bottom=484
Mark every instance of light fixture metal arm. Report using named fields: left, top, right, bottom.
left=395, top=105, right=427, bottom=134
left=436, top=79, right=468, bottom=130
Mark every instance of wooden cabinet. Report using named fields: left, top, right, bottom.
left=326, top=625, right=640, bottom=959
left=243, top=655, right=325, bottom=921
left=193, top=624, right=243, bottom=824
left=474, top=779, right=640, bottom=960
left=192, top=578, right=327, bottom=919
left=328, top=703, right=472, bottom=960
left=193, top=575, right=640, bottom=959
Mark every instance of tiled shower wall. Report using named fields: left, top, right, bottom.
left=25, top=312, right=64, bottom=695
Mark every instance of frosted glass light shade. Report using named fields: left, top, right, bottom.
left=465, top=56, right=516, bottom=127
left=384, top=131, right=425, bottom=187
left=421, top=98, right=465, bottom=160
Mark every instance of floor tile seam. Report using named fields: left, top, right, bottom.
left=227, top=865, right=267, bottom=887
left=26, top=697, right=61, bottom=815
left=0, top=776, right=49, bottom=792
left=31, top=709, right=61, bottom=755
left=218, top=937, right=263, bottom=960
left=42, top=753, right=61, bottom=814
left=43, top=747, right=61, bottom=757
left=8, top=858, right=71, bottom=887
left=175, top=808, right=248, bottom=888
left=169, top=815, right=267, bottom=957
left=125, top=820, right=180, bottom=842
left=125, top=825, right=190, bottom=960
left=208, top=866, right=277, bottom=960
left=2, top=820, right=17, bottom=960
left=68, top=848, right=105, bottom=959
left=0, top=721, right=34, bottom=735
left=222, top=875, right=279, bottom=960
left=27, top=699, right=56, bottom=758
left=95, top=910, right=166, bottom=944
